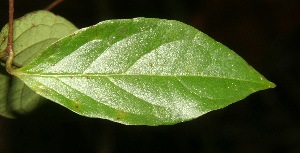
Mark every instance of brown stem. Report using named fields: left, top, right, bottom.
left=6, top=0, right=14, bottom=73
left=45, top=0, right=64, bottom=10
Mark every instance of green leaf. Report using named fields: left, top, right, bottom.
left=0, top=69, right=12, bottom=118
left=14, top=18, right=275, bottom=125
left=0, top=10, right=78, bottom=118
left=0, top=10, right=78, bottom=66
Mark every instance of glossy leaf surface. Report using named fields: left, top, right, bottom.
left=14, top=18, right=275, bottom=125
left=0, top=10, right=77, bottom=118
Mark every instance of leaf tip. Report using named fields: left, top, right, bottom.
left=269, top=82, right=276, bottom=88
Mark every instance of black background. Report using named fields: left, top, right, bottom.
left=0, top=0, right=299, bottom=152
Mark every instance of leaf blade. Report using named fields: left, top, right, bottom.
left=0, top=71, right=12, bottom=118
left=14, top=18, right=275, bottom=125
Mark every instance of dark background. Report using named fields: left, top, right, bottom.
left=0, top=0, right=299, bottom=152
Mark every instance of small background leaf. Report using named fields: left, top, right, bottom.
left=15, top=18, right=275, bottom=125
left=0, top=69, right=11, bottom=118
left=0, top=10, right=78, bottom=118
left=0, top=10, right=78, bottom=66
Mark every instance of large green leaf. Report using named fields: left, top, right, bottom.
left=13, top=18, right=275, bottom=125
left=0, top=10, right=78, bottom=118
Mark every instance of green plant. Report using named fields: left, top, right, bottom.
left=0, top=1, right=275, bottom=125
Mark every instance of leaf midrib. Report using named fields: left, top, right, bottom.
left=16, top=72, right=271, bottom=86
